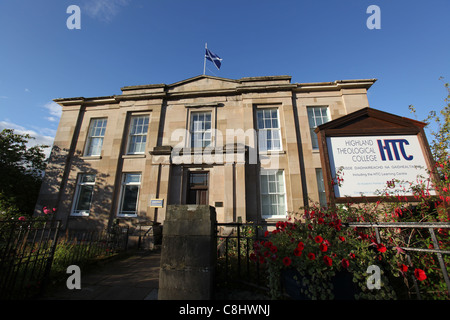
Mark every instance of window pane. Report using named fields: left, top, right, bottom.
left=72, top=174, right=95, bottom=215
left=260, top=170, right=286, bottom=218
left=316, top=168, right=327, bottom=207
left=190, top=112, right=212, bottom=148
left=88, top=137, right=102, bottom=156
left=278, top=195, right=286, bottom=214
left=268, top=181, right=277, bottom=193
left=121, top=185, right=139, bottom=212
left=260, top=175, right=268, bottom=193
left=119, top=173, right=141, bottom=216
left=257, top=109, right=281, bottom=151
left=125, top=173, right=141, bottom=184
left=128, top=116, right=149, bottom=154
left=271, top=109, right=277, bottom=120
left=75, top=185, right=94, bottom=211
left=85, top=118, right=107, bottom=156
left=307, top=107, right=329, bottom=149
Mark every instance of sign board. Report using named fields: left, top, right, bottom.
left=315, top=108, right=436, bottom=204
left=150, top=199, right=164, bottom=208
left=327, top=135, right=434, bottom=198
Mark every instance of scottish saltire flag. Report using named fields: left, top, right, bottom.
left=205, top=48, right=222, bottom=70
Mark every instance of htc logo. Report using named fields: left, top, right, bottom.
left=377, top=139, right=413, bottom=161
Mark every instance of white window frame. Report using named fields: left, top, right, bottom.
left=117, top=173, right=141, bottom=217
left=259, top=169, right=287, bottom=219
left=84, top=118, right=107, bottom=156
left=127, top=115, right=150, bottom=154
left=256, top=108, right=282, bottom=152
left=307, top=106, right=330, bottom=150
left=189, top=111, right=212, bottom=148
left=71, top=174, right=96, bottom=216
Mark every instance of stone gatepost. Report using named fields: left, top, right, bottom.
left=158, top=205, right=217, bottom=300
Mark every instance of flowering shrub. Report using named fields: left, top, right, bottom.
left=252, top=205, right=401, bottom=299
left=251, top=156, right=450, bottom=300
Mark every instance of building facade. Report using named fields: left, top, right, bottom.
left=34, top=75, right=376, bottom=231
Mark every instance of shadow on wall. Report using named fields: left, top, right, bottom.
left=34, top=145, right=115, bottom=232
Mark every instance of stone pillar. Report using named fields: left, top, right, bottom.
left=158, top=205, right=216, bottom=300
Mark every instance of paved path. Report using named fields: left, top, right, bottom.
left=42, top=249, right=161, bottom=300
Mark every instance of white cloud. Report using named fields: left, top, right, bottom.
left=46, top=116, right=58, bottom=122
left=43, top=101, right=62, bottom=120
left=0, top=101, right=62, bottom=160
left=82, top=0, right=131, bottom=22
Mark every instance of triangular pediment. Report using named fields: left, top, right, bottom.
left=316, top=107, right=426, bottom=136
left=167, top=75, right=239, bottom=94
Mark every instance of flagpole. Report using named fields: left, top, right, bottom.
left=203, top=43, right=207, bottom=75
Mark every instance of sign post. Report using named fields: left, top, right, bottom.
left=315, top=108, right=436, bottom=205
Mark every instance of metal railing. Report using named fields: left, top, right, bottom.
left=54, top=225, right=129, bottom=268
left=346, top=221, right=450, bottom=299
left=0, top=220, right=61, bottom=299
left=215, top=221, right=450, bottom=299
left=0, top=220, right=129, bottom=299
left=216, top=222, right=275, bottom=289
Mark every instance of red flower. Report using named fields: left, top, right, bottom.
left=319, top=243, right=328, bottom=252
left=297, top=241, right=305, bottom=250
left=293, top=248, right=302, bottom=256
left=339, top=236, right=346, bottom=242
left=283, top=257, right=292, bottom=267
left=414, top=268, right=427, bottom=281
left=377, top=243, right=387, bottom=253
left=314, top=235, right=323, bottom=243
left=400, top=264, right=408, bottom=273
left=18, top=216, right=26, bottom=221
left=270, top=245, right=278, bottom=254
left=341, top=258, right=350, bottom=269
left=349, top=252, right=355, bottom=259
left=323, top=255, right=332, bottom=267
left=264, top=231, right=269, bottom=237
left=264, top=241, right=273, bottom=248
left=307, top=253, right=316, bottom=260
left=318, top=217, right=325, bottom=224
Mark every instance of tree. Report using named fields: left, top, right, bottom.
left=0, top=129, right=48, bottom=219
left=410, top=78, right=450, bottom=163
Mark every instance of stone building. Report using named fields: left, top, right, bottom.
left=34, top=75, right=376, bottom=231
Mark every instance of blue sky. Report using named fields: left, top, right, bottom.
left=1, top=0, right=449, bottom=155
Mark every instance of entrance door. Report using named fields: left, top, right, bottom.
left=187, top=172, right=209, bottom=205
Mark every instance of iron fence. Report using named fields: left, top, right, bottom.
left=0, top=220, right=129, bottom=300
left=0, top=219, right=61, bottom=300
left=346, top=221, right=450, bottom=299
left=216, top=222, right=275, bottom=290
left=52, top=225, right=129, bottom=272
left=215, top=221, right=450, bottom=299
